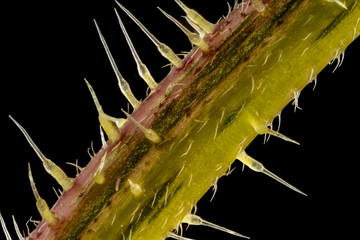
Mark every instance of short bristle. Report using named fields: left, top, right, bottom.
left=174, top=0, right=215, bottom=34
left=237, top=152, right=307, bottom=196
left=248, top=116, right=300, bottom=145
left=157, top=7, right=209, bottom=52
left=28, top=163, right=41, bottom=201
left=84, top=78, right=124, bottom=141
left=115, top=0, right=183, bottom=68
left=9, top=116, right=73, bottom=191
left=183, top=214, right=250, bottom=239
left=28, top=163, right=58, bottom=225
left=12, top=216, right=25, bottom=240
left=93, top=19, right=141, bottom=109
left=0, top=212, right=12, bottom=240
left=114, top=8, right=158, bottom=90
left=327, top=0, right=348, bottom=9
left=122, top=109, right=162, bottom=143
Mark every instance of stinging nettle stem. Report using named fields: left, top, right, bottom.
left=3, top=0, right=359, bottom=240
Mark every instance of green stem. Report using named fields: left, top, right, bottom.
left=11, top=0, right=359, bottom=239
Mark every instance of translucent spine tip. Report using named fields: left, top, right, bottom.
left=157, top=7, right=209, bottom=52
left=183, top=214, right=250, bottom=239
left=114, top=9, right=158, bottom=90
left=237, top=151, right=307, bottom=196
left=121, top=109, right=162, bottom=143
left=28, top=163, right=58, bottom=226
left=174, top=0, right=215, bottom=35
left=12, top=216, right=25, bottom=240
left=9, top=116, right=73, bottom=191
left=259, top=125, right=299, bottom=145
left=85, top=79, right=125, bottom=141
left=0, top=212, right=12, bottom=240
left=93, top=20, right=140, bottom=109
left=115, top=1, right=183, bottom=68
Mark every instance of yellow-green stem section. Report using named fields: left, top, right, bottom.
left=29, top=1, right=359, bottom=239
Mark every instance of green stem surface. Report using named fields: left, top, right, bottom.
left=28, top=1, right=359, bottom=239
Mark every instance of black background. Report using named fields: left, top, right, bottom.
left=1, top=1, right=359, bottom=239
